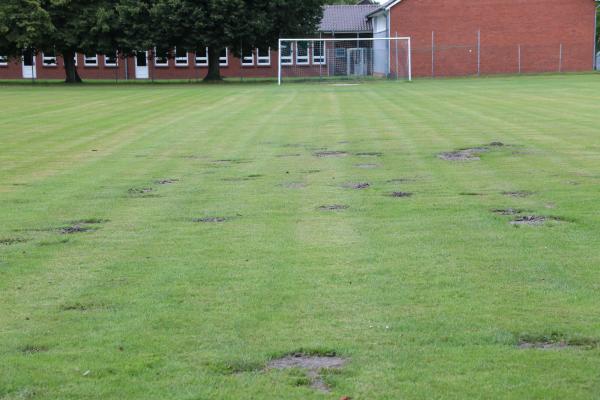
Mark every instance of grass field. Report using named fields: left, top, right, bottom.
left=1, top=74, right=600, bottom=400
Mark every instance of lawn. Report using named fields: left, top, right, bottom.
left=1, top=74, right=600, bottom=400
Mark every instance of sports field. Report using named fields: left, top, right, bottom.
left=1, top=74, right=600, bottom=399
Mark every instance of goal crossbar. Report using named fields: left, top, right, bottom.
left=277, top=37, right=412, bottom=85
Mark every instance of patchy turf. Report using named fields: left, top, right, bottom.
left=1, top=75, right=600, bottom=399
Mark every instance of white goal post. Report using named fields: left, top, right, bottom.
left=277, top=37, right=412, bottom=85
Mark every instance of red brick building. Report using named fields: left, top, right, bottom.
left=0, top=0, right=597, bottom=81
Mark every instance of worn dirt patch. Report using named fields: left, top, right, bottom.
left=344, top=182, right=370, bottom=190
left=510, top=215, right=563, bottom=225
left=281, top=182, right=307, bottom=189
left=492, top=208, right=523, bottom=216
left=267, top=353, right=348, bottom=392
left=390, top=191, right=413, bottom=198
left=128, top=187, right=156, bottom=197
left=459, top=192, right=485, bottom=196
left=387, top=178, right=416, bottom=184
left=59, top=224, right=93, bottom=234
left=21, top=345, right=49, bottom=354
left=155, top=178, right=179, bottom=185
left=518, top=334, right=598, bottom=350
left=503, top=191, right=533, bottom=198
left=354, top=163, right=379, bottom=169
left=193, top=217, right=228, bottom=223
left=276, top=153, right=301, bottom=158
left=489, top=141, right=505, bottom=147
left=0, top=237, right=28, bottom=246
left=355, top=152, right=383, bottom=157
left=318, top=204, right=349, bottom=211
left=71, top=218, right=109, bottom=225
left=314, top=151, right=348, bottom=158
left=438, top=147, right=489, bottom=161
left=302, top=169, right=321, bottom=174
left=222, top=174, right=263, bottom=182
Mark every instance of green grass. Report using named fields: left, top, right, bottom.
left=1, top=74, right=600, bottom=399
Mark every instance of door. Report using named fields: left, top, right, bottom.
left=135, top=51, right=149, bottom=79
left=347, top=48, right=367, bottom=77
left=22, top=49, right=36, bottom=79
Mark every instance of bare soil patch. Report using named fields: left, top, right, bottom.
left=59, top=224, right=93, bottom=234
left=128, top=187, right=156, bottom=197
left=0, top=237, right=28, bottom=246
left=510, top=215, right=563, bottom=226
left=276, top=153, right=301, bottom=158
left=390, top=192, right=413, bottom=198
left=344, top=182, right=370, bottom=190
left=492, top=208, right=523, bottom=216
left=503, top=191, right=533, bottom=198
left=518, top=334, right=598, bottom=350
left=193, top=217, right=228, bottom=223
left=21, top=345, right=49, bottom=354
left=314, top=151, right=347, bottom=158
left=318, top=204, right=349, bottom=211
left=438, top=147, right=489, bottom=161
left=268, top=353, right=348, bottom=392
left=155, top=179, right=179, bottom=185
left=489, top=141, right=505, bottom=147
left=355, top=152, right=383, bottom=157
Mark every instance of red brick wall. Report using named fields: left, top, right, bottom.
left=389, top=0, right=598, bottom=77
left=0, top=50, right=280, bottom=81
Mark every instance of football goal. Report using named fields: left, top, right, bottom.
left=277, top=37, right=411, bottom=85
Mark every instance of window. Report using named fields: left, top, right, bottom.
left=104, top=52, right=118, bottom=67
left=219, top=48, right=228, bottom=66
left=296, top=42, right=309, bottom=65
left=42, top=50, right=57, bottom=66
left=154, top=48, right=169, bottom=67
left=257, top=48, right=270, bottom=66
left=241, top=48, right=254, bottom=66
left=174, top=47, right=188, bottom=66
left=0, top=55, right=7, bottom=66
left=195, top=48, right=208, bottom=66
left=312, top=41, right=325, bottom=65
left=84, top=53, right=98, bottom=66
left=335, top=47, right=346, bottom=59
left=280, top=41, right=293, bottom=65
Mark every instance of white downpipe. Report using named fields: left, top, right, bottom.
left=278, top=38, right=282, bottom=86
left=408, top=37, right=412, bottom=81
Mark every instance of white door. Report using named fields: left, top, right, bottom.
left=135, top=52, right=149, bottom=79
left=347, top=48, right=367, bottom=76
left=22, top=49, right=36, bottom=79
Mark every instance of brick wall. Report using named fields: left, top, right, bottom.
left=389, top=0, right=598, bottom=77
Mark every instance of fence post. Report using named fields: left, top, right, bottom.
left=477, top=30, right=481, bottom=76
left=277, top=39, right=282, bottom=86
left=559, top=43, right=563, bottom=73
left=518, top=45, right=521, bottom=74
left=407, top=37, right=412, bottom=82
left=431, top=31, right=435, bottom=78
left=395, top=32, right=399, bottom=80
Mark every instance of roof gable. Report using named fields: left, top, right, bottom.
left=319, top=4, right=380, bottom=33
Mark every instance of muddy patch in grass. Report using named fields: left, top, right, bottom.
left=492, top=208, right=524, bottom=216
left=318, top=204, right=349, bottom=211
left=59, top=225, right=94, bottom=234
left=459, top=192, right=485, bottom=196
left=389, top=191, right=413, bottom=198
left=222, top=174, right=263, bottom=182
left=276, top=153, right=301, bottom=158
left=355, top=152, right=383, bottom=157
left=21, top=345, right=49, bottom=354
left=127, top=187, right=156, bottom=198
left=155, top=178, right=179, bottom=185
left=314, top=150, right=348, bottom=158
left=438, top=147, right=489, bottom=161
left=193, top=217, right=229, bottom=223
left=518, top=333, right=599, bottom=350
left=503, top=191, right=533, bottom=198
left=60, top=302, right=112, bottom=312
left=510, top=215, right=564, bottom=226
left=0, top=237, right=29, bottom=246
left=344, top=182, right=370, bottom=190
left=268, top=352, right=348, bottom=393
left=354, top=163, right=379, bottom=169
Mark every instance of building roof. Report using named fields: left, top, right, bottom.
left=319, top=4, right=380, bottom=33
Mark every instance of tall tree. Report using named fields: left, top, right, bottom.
left=148, top=0, right=326, bottom=81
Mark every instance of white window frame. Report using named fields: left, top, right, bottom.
left=154, top=47, right=169, bottom=67
left=280, top=41, right=293, bottom=65
left=104, top=52, right=118, bottom=67
left=84, top=53, right=98, bottom=67
left=174, top=47, right=188, bottom=67
left=256, top=48, right=271, bottom=66
left=296, top=42, right=309, bottom=65
left=195, top=48, right=208, bottom=66
left=42, top=51, right=57, bottom=67
left=312, top=41, right=326, bottom=65
left=241, top=48, right=255, bottom=66
left=219, top=48, right=228, bottom=67
left=0, top=55, right=7, bottom=66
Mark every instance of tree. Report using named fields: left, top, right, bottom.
left=148, top=0, right=326, bottom=81
left=0, top=0, right=53, bottom=59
